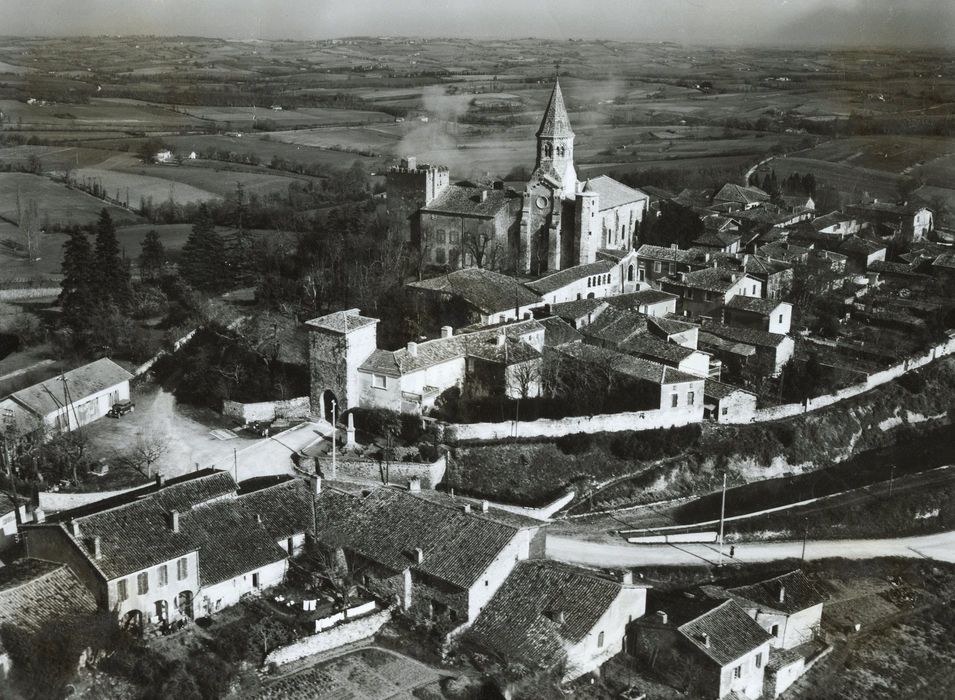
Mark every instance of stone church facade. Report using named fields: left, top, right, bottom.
left=386, top=79, right=649, bottom=276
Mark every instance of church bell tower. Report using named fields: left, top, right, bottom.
left=533, top=78, right=578, bottom=199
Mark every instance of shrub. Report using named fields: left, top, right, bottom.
left=898, top=371, right=927, bottom=395
left=555, top=433, right=593, bottom=455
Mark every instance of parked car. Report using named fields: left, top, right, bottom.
left=107, top=400, right=135, bottom=418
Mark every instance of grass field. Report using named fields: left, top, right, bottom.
left=0, top=172, right=139, bottom=227
left=71, top=166, right=218, bottom=206
left=176, top=104, right=394, bottom=128
left=0, top=144, right=116, bottom=171
left=0, top=98, right=205, bottom=129
left=753, top=156, right=904, bottom=201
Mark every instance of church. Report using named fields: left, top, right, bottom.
left=386, top=79, right=649, bottom=276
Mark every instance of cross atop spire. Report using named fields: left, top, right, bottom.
left=536, top=77, right=574, bottom=139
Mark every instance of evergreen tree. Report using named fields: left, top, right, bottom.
left=138, top=229, right=165, bottom=283
left=94, top=209, right=131, bottom=307
left=59, top=229, right=96, bottom=333
left=180, top=204, right=227, bottom=292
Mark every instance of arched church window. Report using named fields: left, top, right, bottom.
left=628, top=265, right=634, bottom=282
left=543, top=143, right=553, bottom=157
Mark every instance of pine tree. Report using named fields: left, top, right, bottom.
left=180, top=204, right=227, bottom=291
left=59, top=229, right=96, bottom=333
left=138, top=229, right=165, bottom=283
left=94, top=208, right=131, bottom=307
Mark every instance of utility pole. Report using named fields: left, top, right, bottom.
left=233, top=447, right=238, bottom=483
left=717, top=472, right=727, bottom=568
left=888, top=464, right=895, bottom=498
left=331, top=399, right=337, bottom=480
left=801, top=517, right=809, bottom=562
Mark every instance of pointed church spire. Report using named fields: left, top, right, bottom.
left=536, top=78, right=574, bottom=139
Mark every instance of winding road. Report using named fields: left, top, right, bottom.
left=546, top=530, right=955, bottom=568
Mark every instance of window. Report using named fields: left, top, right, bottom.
left=252, top=572, right=260, bottom=588
left=752, top=285, right=757, bottom=295
left=671, top=394, right=679, bottom=408
left=688, top=391, right=695, bottom=406
left=436, top=229, right=446, bottom=244
left=597, top=631, right=605, bottom=648
left=137, top=572, right=149, bottom=595
left=449, top=231, right=460, bottom=245
left=653, top=261, right=662, bottom=273
left=177, top=557, right=188, bottom=581
left=721, top=406, right=728, bottom=416
left=733, top=665, right=742, bottom=679
left=779, top=314, right=784, bottom=324
left=755, top=652, right=763, bottom=669
left=771, top=624, right=780, bottom=638
left=287, top=537, right=294, bottom=553
left=117, top=578, right=128, bottom=602
left=435, top=248, right=446, bottom=264
left=158, top=565, right=168, bottom=587
left=372, top=373, right=387, bottom=389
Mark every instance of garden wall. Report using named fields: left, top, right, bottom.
left=263, top=608, right=392, bottom=667
left=445, top=404, right=703, bottom=442
left=38, top=485, right=141, bottom=512
left=222, top=396, right=310, bottom=423
left=310, top=454, right=447, bottom=489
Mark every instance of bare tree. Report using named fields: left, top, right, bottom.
left=16, top=189, right=40, bottom=263
left=463, top=229, right=505, bottom=270
left=114, top=430, right=169, bottom=478
left=508, top=359, right=541, bottom=400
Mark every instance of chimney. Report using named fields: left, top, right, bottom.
left=701, top=632, right=710, bottom=648
left=670, top=243, right=678, bottom=250
left=656, top=610, right=668, bottom=625
left=480, top=190, right=488, bottom=202
left=256, top=513, right=263, bottom=524
left=407, top=341, right=418, bottom=357
left=310, top=474, right=322, bottom=495
left=463, top=503, right=472, bottom=514
left=495, top=333, right=505, bottom=348
left=408, top=477, right=422, bottom=492
left=704, top=252, right=711, bottom=262
left=678, top=272, right=687, bottom=282
left=70, top=520, right=81, bottom=538
left=778, top=585, right=786, bottom=604
left=33, top=508, right=45, bottom=524
left=92, top=536, right=102, bottom=560
left=404, top=156, right=416, bottom=170
left=730, top=273, right=738, bottom=282
left=168, top=510, right=180, bottom=533
left=441, top=326, right=453, bottom=338
left=155, top=473, right=166, bottom=488
left=742, top=254, right=751, bottom=267
left=481, top=500, right=489, bottom=513
left=414, top=547, right=424, bottom=564
left=621, top=570, right=634, bottom=585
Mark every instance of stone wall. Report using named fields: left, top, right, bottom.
left=263, top=609, right=392, bottom=667
left=222, top=396, right=310, bottom=424
left=308, top=454, right=447, bottom=489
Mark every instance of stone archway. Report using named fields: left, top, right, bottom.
left=320, top=390, right=338, bottom=424
left=122, top=610, right=144, bottom=636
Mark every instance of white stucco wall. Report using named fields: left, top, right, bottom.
left=198, top=558, right=287, bottom=615
left=465, top=528, right=536, bottom=622
left=109, top=551, right=200, bottom=622
left=564, top=585, right=647, bottom=681
left=717, top=641, right=772, bottom=699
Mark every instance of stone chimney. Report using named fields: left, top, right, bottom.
left=414, top=547, right=424, bottom=564
left=70, top=520, right=81, bottom=538
left=256, top=513, right=263, bottom=524
left=495, top=333, right=505, bottom=348
left=310, top=474, right=322, bottom=495
left=670, top=243, right=678, bottom=250
left=33, top=508, right=45, bottom=524
left=92, top=536, right=102, bottom=560
left=441, top=326, right=453, bottom=338
left=480, top=190, right=488, bottom=202
left=168, top=510, right=180, bottom=533
left=656, top=610, right=668, bottom=625
left=778, top=584, right=786, bottom=604
left=463, top=503, right=472, bottom=514
left=701, top=632, right=710, bottom=648
left=155, top=473, right=166, bottom=488
left=704, top=252, right=711, bottom=263
left=621, top=570, right=634, bottom=585
left=407, top=341, right=418, bottom=357
left=481, top=500, right=489, bottom=513
left=678, top=272, right=687, bottom=282
left=408, top=477, right=422, bottom=492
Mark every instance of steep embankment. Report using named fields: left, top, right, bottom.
left=444, top=358, right=955, bottom=510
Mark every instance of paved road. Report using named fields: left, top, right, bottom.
left=546, top=530, right=955, bottom=568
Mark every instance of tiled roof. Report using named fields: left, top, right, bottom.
left=756, top=242, right=811, bottom=263
left=726, top=570, right=827, bottom=615
left=700, top=320, right=788, bottom=349
left=869, top=261, right=926, bottom=277
left=713, top=184, right=770, bottom=205
left=408, top=268, right=541, bottom=315
left=538, top=316, right=584, bottom=347
left=549, top=298, right=608, bottom=323
left=581, top=306, right=648, bottom=346
left=693, top=231, right=740, bottom=249
left=536, top=79, right=574, bottom=138
left=526, top=260, right=615, bottom=295
left=305, top=309, right=378, bottom=334
left=180, top=498, right=288, bottom=586
left=640, top=185, right=676, bottom=201
left=557, top=343, right=700, bottom=386
left=10, top=358, right=132, bottom=418
left=698, top=332, right=757, bottom=357
left=154, top=471, right=237, bottom=512
left=467, top=560, right=629, bottom=670
left=636, top=244, right=698, bottom=264
left=607, top=289, right=679, bottom=310
left=679, top=600, right=773, bottom=666
left=420, top=184, right=517, bottom=218
left=596, top=247, right=632, bottom=262
left=359, top=319, right=544, bottom=376
left=619, top=334, right=696, bottom=366
left=704, top=379, right=754, bottom=401
left=934, top=252, right=955, bottom=271
left=315, top=488, right=533, bottom=590
left=664, top=268, right=754, bottom=294
left=0, top=559, right=98, bottom=632
left=811, top=211, right=854, bottom=231
left=583, top=175, right=647, bottom=211
left=237, top=478, right=316, bottom=542
left=725, top=296, right=787, bottom=316
left=650, top=316, right=698, bottom=337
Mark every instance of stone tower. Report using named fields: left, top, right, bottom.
left=384, top=157, right=450, bottom=243
left=574, top=188, right=600, bottom=265
left=533, top=80, right=578, bottom=200
left=305, top=309, right=379, bottom=422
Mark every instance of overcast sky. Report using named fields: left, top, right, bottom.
left=1, top=0, right=952, bottom=48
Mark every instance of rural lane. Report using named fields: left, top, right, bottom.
left=546, top=530, right=955, bottom=568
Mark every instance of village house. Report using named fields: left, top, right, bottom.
left=465, top=561, right=648, bottom=683
left=607, top=288, right=680, bottom=317
left=741, top=255, right=794, bottom=300
left=703, top=379, right=758, bottom=422
left=635, top=244, right=710, bottom=286
left=307, top=309, right=546, bottom=417
left=711, top=183, right=771, bottom=212
left=698, top=320, right=795, bottom=377
left=547, top=298, right=610, bottom=330
left=809, top=211, right=862, bottom=237
left=847, top=200, right=933, bottom=241
left=0, top=558, right=99, bottom=677
left=525, top=251, right=641, bottom=305
left=1, top=358, right=132, bottom=438
left=312, top=485, right=544, bottom=626
left=807, top=235, right=887, bottom=273
left=21, top=470, right=289, bottom=632
left=723, top=296, right=793, bottom=335
left=628, top=595, right=773, bottom=700
left=660, top=268, right=764, bottom=319
left=406, top=267, right=543, bottom=328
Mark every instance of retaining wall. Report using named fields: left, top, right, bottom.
left=307, top=454, right=447, bottom=489
left=222, top=396, right=310, bottom=424
left=264, top=608, right=391, bottom=667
